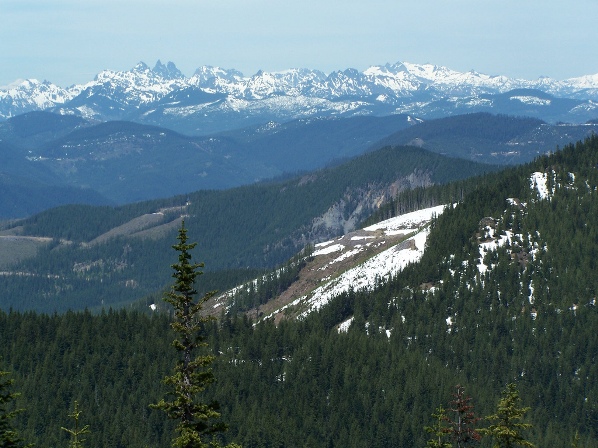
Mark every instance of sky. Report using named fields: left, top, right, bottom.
left=2, top=0, right=598, bottom=88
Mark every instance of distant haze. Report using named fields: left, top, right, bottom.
left=1, top=0, right=598, bottom=87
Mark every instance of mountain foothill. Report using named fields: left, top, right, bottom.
left=0, top=61, right=597, bottom=447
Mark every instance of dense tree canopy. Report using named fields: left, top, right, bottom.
left=1, top=137, right=598, bottom=446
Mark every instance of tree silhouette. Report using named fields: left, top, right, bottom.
left=61, top=401, right=90, bottom=448
left=446, top=385, right=481, bottom=448
left=152, top=222, right=240, bottom=448
left=424, top=405, right=452, bottom=448
left=0, top=364, right=31, bottom=448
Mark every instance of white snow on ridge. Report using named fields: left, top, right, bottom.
left=510, top=96, right=551, bottom=106
left=364, top=204, right=446, bottom=235
left=313, top=243, right=344, bottom=256
left=530, top=172, right=551, bottom=199
left=566, top=72, right=598, bottom=89
left=294, top=205, right=445, bottom=317
left=5, top=60, right=598, bottom=121
left=233, top=205, right=448, bottom=322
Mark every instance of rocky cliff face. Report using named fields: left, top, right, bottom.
left=288, top=170, right=434, bottom=249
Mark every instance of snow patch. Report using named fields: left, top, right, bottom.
left=313, top=243, right=344, bottom=256
left=364, top=204, right=446, bottom=235
left=338, top=317, right=354, bottom=333
left=530, top=172, right=552, bottom=199
left=510, top=95, right=551, bottom=106
left=351, top=235, right=375, bottom=241
left=299, top=227, right=434, bottom=318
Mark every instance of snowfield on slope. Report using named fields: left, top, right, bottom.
left=259, top=205, right=447, bottom=320
left=297, top=228, right=432, bottom=318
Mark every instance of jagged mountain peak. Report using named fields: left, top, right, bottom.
left=0, top=78, right=40, bottom=93
left=341, top=67, right=361, bottom=76
left=0, top=79, right=73, bottom=117
left=132, top=61, right=150, bottom=72
left=152, top=60, right=185, bottom=80
left=193, top=65, right=244, bottom=78
left=2, top=59, right=598, bottom=128
left=566, top=72, right=598, bottom=88
left=93, top=61, right=184, bottom=85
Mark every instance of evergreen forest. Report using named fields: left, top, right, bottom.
left=1, top=137, right=598, bottom=447
left=0, top=145, right=498, bottom=313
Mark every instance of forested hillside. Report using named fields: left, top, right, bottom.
left=0, top=112, right=415, bottom=214
left=0, top=145, right=497, bottom=313
left=1, top=111, right=595, bottom=218
left=0, top=137, right=597, bottom=447
left=376, top=112, right=598, bottom=164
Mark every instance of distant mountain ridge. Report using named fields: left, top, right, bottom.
left=1, top=111, right=597, bottom=219
left=0, top=143, right=498, bottom=312
left=0, top=112, right=418, bottom=215
left=2, top=60, right=598, bottom=134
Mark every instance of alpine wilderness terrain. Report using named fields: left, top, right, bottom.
left=0, top=136, right=596, bottom=447
left=0, top=143, right=497, bottom=313
left=0, top=57, right=597, bottom=448
left=2, top=60, right=598, bottom=133
left=0, top=110, right=596, bottom=218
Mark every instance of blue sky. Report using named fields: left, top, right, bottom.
left=2, top=0, right=598, bottom=88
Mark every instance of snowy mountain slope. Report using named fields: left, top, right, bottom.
left=0, top=79, right=74, bottom=117
left=414, top=141, right=598, bottom=330
left=2, top=60, right=598, bottom=133
left=210, top=205, right=447, bottom=322
left=210, top=135, right=598, bottom=336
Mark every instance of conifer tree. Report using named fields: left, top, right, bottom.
left=0, top=365, right=31, bottom=448
left=61, top=401, right=90, bottom=448
left=447, top=385, right=481, bottom=448
left=152, top=222, right=239, bottom=448
left=571, top=430, right=580, bottom=448
left=424, top=405, right=452, bottom=448
left=480, top=383, right=534, bottom=448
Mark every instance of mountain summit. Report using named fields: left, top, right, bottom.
left=1, top=60, right=598, bottom=134
left=152, top=60, right=185, bottom=80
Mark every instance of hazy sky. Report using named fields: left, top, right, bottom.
left=2, top=0, right=598, bottom=88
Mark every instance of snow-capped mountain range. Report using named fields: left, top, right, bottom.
left=2, top=60, right=598, bottom=134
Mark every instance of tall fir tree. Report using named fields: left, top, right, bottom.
left=479, top=383, right=534, bottom=448
left=447, top=385, right=481, bottom=448
left=152, top=222, right=239, bottom=448
left=0, top=364, right=31, bottom=448
left=61, top=401, right=90, bottom=448
left=424, top=405, right=452, bottom=448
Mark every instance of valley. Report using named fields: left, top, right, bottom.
left=0, top=143, right=499, bottom=313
